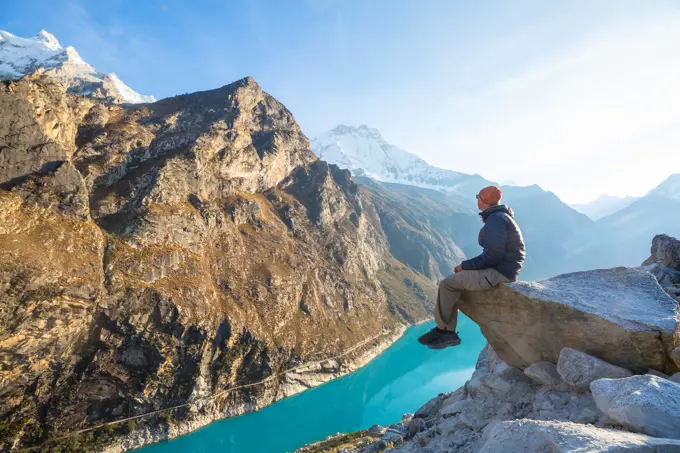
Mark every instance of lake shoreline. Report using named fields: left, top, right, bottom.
left=101, top=324, right=413, bottom=453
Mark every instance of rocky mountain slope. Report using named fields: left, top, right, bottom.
left=0, top=75, right=448, bottom=452
left=571, top=194, right=639, bottom=220
left=354, top=179, right=597, bottom=282
left=356, top=178, right=480, bottom=281
left=300, top=265, right=680, bottom=453
left=642, top=234, right=680, bottom=303
left=311, top=125, right=492, bottom=202
left=0, top=30, right=155, bottom=104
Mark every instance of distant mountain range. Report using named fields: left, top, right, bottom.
left=572, top=195, right=639, bottom=220
left=587, top=174, right=680, bottom=268
left=311, top=125, right=492, bottom=205
left=312, top=125, right=680, bottom=280
left=0, top=29, right=154, bottom=103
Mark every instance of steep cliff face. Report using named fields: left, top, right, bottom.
left=0, top=76, right=436, bottom=452
left=642, top=234, right=680, bottom=303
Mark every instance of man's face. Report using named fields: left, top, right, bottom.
left=477, top=194, right=488, bottom=211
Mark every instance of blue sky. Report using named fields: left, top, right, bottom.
left=3, top=0, right=680, bottom=203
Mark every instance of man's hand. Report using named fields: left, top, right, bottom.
left=454, top=264, right=463, bottom=273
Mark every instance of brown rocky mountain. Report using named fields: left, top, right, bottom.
left=0, top=75, right=460, bottom=452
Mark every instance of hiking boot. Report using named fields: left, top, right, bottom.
left=417, top=327, right=442, bottom=345
left=418, top=328, right=461, bottom=349
left=423, top=329, right=461, bottom=349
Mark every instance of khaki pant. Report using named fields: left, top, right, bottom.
left=434, top=268, right=510, bottom=331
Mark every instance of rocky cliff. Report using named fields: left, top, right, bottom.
left=299, top=265, right=680, bottom=453
left=0, top=75, right=441, bottom=452
left=642, top=234, right=680, bottom=303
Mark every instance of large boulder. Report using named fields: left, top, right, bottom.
left=460, top=267, right=679, bottom=374
left=479, top=419, right=680, bottom=453
left=556, top=348, right=632, bottom=391
left=591, top=375, right=680, bottom=439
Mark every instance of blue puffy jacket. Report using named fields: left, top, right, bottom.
left=461, top=205, right=526, bottom=281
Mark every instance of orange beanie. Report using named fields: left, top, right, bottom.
left=478, top=186, right=503, bottom=205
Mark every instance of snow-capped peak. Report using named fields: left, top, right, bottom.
left=0, top=29, right=155, bottom=104
left=34, top=30, right=61, bottom=50
left=332, top=124, right=386, bottom=143
left=311, top=125, right=493, bottom=199
left=107, top=72, right=156, bottom=104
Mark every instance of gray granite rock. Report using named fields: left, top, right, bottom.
left=407, top=418, right=427, bottom=436
left=646, top=369, right=670, bottom=379
left=591, top=375, right=680, bottom=439
left=557, top=348, right=632, bottom=391
left=414, top=394, right=445, bottom=419
left=672, top=347, right=680, bottom=369
left=460, top=267, right=680, bottom=374
left=479, top=419, right=680, bottom=453
left=525, top=361, right=563, bottom=388
left=381, top=424, right=408, bottom=442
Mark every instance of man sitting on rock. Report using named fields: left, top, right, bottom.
left=418, top=185, right=526, bottom=349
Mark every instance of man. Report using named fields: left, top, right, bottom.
left=418, top=185, right=526, bottom=349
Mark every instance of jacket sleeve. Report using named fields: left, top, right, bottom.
left=461, top=215, right=508, bottom=270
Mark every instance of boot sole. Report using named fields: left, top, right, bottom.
left=427, top=339, right=462, bottom=350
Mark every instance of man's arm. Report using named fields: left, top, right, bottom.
left=461, top=215, right=508, bottom=270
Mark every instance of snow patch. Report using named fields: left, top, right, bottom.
left=108, top=72, right=156, bottom=104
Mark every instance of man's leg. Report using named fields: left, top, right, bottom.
left=420, top=269, right=509, bottom=349
left=434, top=274, right=465, bottom=332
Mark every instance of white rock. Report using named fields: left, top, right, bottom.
left=478, top=419, right=680, bottom=453
left=557, top=348, right=632, bottom=391
left=488, top=345, right=511, bottom=376
left=590, top=375, right=680, bottom=439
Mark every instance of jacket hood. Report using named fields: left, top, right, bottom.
left=480, top=204, right=514, bottom=221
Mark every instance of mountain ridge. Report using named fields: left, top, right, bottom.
left=572, top=194, right=640, bottom=220
left=311, top=125, right=493, bottom=202
left=0, top=29, right=155, bottom=104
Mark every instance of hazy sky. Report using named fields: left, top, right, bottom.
left=3, top=0, right=680, bottom=204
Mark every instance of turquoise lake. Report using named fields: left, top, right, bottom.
left=138, top=317, right=486, bottom=453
